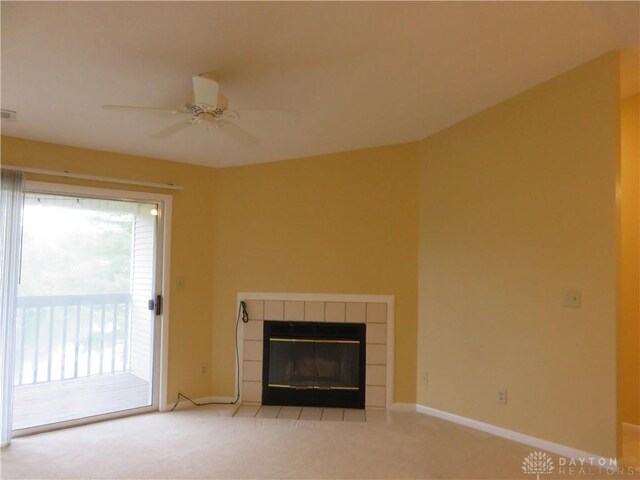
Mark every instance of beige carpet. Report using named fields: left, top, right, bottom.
left=1, top=405, right=638, bottom=479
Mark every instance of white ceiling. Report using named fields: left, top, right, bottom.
left=1, top=2, right=638, bottom=168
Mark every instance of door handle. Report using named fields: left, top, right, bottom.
left=148, top=295, right=162, bottom=315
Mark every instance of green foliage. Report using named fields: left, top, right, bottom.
left=19, top=207, right=134, bottom=296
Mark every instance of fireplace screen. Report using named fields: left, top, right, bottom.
left=262, top=321, right=366, bottom=408
left=268, top=338, right=360, bottom=390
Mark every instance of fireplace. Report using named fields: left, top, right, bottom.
left=262, top=321, right=366, bottom=409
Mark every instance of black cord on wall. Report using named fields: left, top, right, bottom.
left=170, top=301, right=249, bottom=412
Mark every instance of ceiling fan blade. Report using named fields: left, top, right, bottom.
left=103, top=105, right=187, bottom=114
left=192, top=76, right=219, bottom=108
left=216, top=122, right=260, bottom=146
left=227, top=108, right=298, bottom=125
left=234, top=108, right=297, bottom=117
left=152, top=121, right=193, bottom=139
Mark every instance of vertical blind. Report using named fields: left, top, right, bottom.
left=0, top=169, right=24, bottom=446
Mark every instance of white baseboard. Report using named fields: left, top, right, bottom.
left=416, top=404, right=608, bottom=461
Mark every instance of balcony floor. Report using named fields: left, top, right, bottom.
left=13, top=372, right=150, bottom=430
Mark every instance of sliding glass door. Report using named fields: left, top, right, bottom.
left=12, top=190, right=163, bottom=431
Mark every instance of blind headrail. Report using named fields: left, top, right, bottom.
left=1, top=165, right=183, bottom=191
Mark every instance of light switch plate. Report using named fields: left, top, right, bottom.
left=562, top=290, right=581, bottom=308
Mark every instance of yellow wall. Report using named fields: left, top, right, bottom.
left=211, top=144, right=419, bottom=402
left=620, top=93, right=640, bottom=426
left=0, top=136, right=217, bottom=403
left=417, top=54, right=620, bottom=456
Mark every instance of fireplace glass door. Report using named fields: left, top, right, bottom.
left=268, top=339, right=360, bottom=390
left=262, top=321, right=366, bottom=408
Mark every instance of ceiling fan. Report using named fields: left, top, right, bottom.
left=103, top=73, right=260, bottom=146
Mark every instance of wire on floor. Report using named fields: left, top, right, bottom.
left=170, top=301, right=249, bottom=412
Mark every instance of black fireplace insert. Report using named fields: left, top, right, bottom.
left=262, top=321, right=366, bottom=409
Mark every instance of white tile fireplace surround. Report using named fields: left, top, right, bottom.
left=238, top=293, right=394, bottom=409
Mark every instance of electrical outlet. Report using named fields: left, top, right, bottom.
left=200, top=364, right=206, bottom=374
left=422, top=373, right=428, bottom=385
left=562, top=290, right=581, bottom=308
left=497, top=389, right=507, bottom=405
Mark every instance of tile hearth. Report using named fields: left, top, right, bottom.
left=234, top=404, right=388, bottom=423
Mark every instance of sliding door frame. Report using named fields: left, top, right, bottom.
left=13, top=181, right=172, bottom=437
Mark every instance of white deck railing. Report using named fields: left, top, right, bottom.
left=14, top=293, right=132, bottom=385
